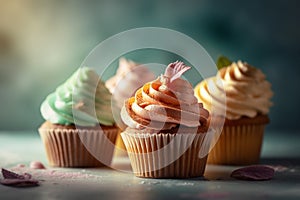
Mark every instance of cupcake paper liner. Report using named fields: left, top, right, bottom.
left=39, top=127, right=118, bottom=167
left=113, top=132, right=129, bottom=157
left=207, top=124, right=265, bottom=165
left=121, top=130, right=213, bottom=178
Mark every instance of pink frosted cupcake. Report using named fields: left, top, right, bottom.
left=121, top=61, right=212, bottom=178
left=106, top=58, right=155, bottom=109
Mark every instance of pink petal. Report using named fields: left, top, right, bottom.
left=2, top=168, right=25, bottom=179
left=164, top=61, right=191, bottom=83
left=0, top=179, right=39, bottom=187
left=231, top=165, right=275, bottom=181
left=1, top=168, right=39, bottom=187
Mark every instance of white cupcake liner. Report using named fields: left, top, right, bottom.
left=207, top=124, right=265, bottom=165
left=38, top=127, right=118, bottom=167
left=121, top=129, right=214, bottom=178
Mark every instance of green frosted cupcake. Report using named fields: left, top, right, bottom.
left=39, top=67, right=118, bottom=167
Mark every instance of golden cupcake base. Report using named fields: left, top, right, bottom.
left=121, top=129, right=212, bottom=178
left=39, top=121, right=118, bottom=167
left=207, top=115, right=269, bottom=165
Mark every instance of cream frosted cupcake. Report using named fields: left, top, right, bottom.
left=194, top=58, right=273, bottom=165
left=39, top=67, right=118, bottom=167
left=105, top=58, right=155, bottom=155
left=121, top=61, right=211, bottom=178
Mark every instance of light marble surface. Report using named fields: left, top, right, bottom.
left=0, top=131, right=299, bottom=200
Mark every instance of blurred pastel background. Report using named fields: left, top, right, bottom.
left=0, top=0, right=299, bottom=132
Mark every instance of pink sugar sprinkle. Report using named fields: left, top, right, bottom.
left=30, top=161, right=46, bottom=169
left=270, top=165, right=289, bottom=172
left=181, top=192, right=230, bottom=199
left=9, top=165, right=99, bottom=183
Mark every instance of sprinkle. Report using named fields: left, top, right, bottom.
left=6, top=165, right=102, bottom=185
left=270, top=165, right=288, bottom=172
left=30, top=161, right=46, bottom=169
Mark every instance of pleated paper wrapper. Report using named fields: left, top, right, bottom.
left=121, top=129, right=214, bottom=178
left=39, top=127, right=118, bottom=167
left=207, top=124, right=265, bottom=165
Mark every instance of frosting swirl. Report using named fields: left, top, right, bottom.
left=121, top=61, right=209, bottom=130
left=195, top=61, right=273, bottom=120
left=105, top=58, right=155, bottom=108
left=41, top=67, right=115, bottom=126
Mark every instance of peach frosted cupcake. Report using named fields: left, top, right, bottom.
left=39, top=67, right=118, bottom=167
left=194, top=57, right=273, bottom=165
left=105, top=58, right=155, bottom=156
left=121, top=61, right=212, bottom=178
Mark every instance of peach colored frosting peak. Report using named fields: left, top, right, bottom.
left=195, top=61, right=273, bottom=120
left=121, top=61, right=209, bottom=130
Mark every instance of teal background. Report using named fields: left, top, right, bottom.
left=0, top=0, right=299, bottom=131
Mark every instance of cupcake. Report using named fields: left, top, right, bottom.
left=121, top=61, right=212, bottom=178
left=105, top=58, right=155, bottom=156
left=39, top=67, right=118, bottom=167
left=194, top=58, right=273, bottom=165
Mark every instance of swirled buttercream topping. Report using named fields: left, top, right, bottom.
left=105, top=58, right=155, bottom=108
left=121, top=61, right=209, bottom=130
left=41, top=67, right=114, bottom=126
left=195, top=61, right=273, bottom=120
